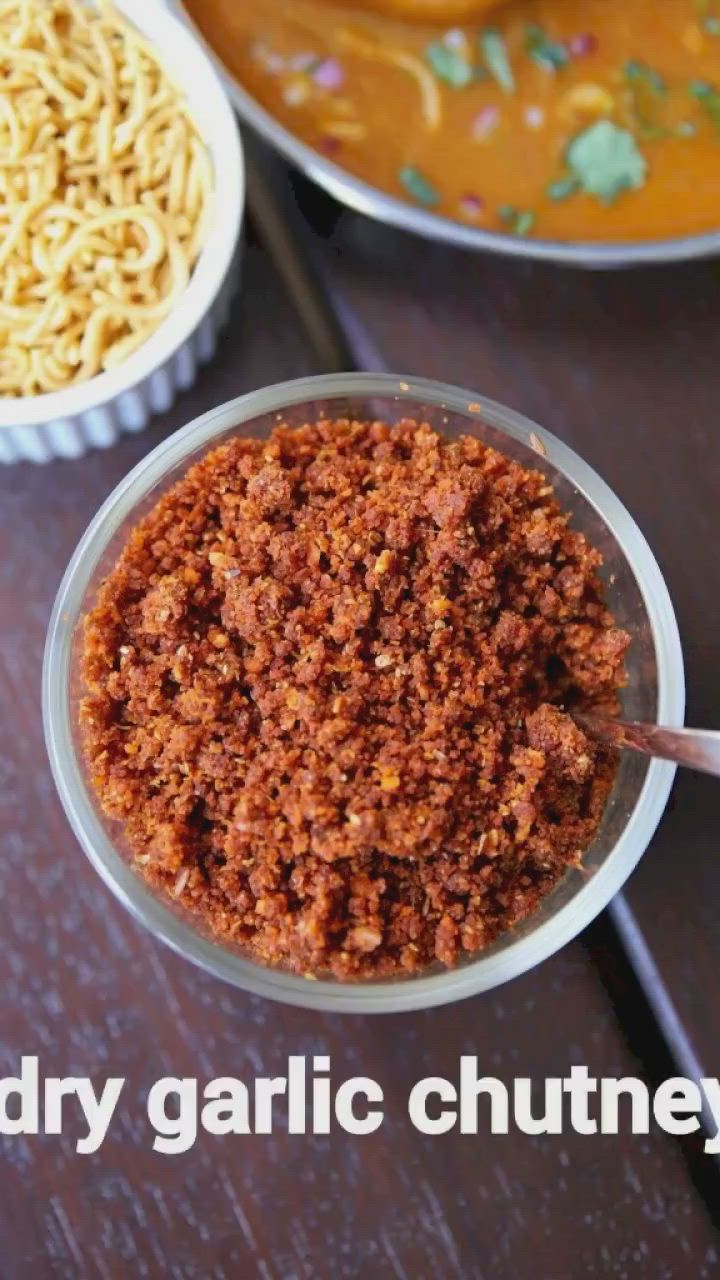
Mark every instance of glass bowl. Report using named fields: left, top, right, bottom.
left=43, top=373, right=684, bottom=1013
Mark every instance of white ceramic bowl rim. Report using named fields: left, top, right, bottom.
left=0, top=0, right=244, bottom=431
left=43, top=373, right=685, bottom=1013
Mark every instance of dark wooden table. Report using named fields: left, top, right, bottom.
left=1, top=154, right=719, bottom=1278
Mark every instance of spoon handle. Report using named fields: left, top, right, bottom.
left=574, top=715, right=720, bottom=779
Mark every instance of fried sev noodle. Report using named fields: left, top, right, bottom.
left=336, top=26, right=441, bottom=131
left=0, top=0, right=213, bottom=397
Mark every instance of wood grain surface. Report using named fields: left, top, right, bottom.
left=309, top=202, right=720, bottom=1076
left=1, top=234, right=719, bottom=1277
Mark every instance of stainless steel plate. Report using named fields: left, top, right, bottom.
left=175, top=0, right=720, bottom=269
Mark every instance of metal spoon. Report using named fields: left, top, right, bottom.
left=574, top=714, right=720, bottom=778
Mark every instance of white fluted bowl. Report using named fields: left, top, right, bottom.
left=0, top=0, right=244, bottom=464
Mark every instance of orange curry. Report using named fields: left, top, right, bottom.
left=184, top=0, right=720, bottom=241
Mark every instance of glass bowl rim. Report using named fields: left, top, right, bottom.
left=42, top=372, right=685, bottom=1013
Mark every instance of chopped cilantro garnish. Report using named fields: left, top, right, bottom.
left=498, top=204, right=536, bottom=235
left=624, top=60, right=669, bottom=140
left=514, top=210, right=536, bottom=236
left=689, top=79, right=720, bottom=129
left=702, top=14, right=720, bottom=33
left=479, top=29, right=515, bottom=93
left=425, top=42, right=473, bottom=88
left=624, top=59, right=666, bottom=96
left=398, top=165, right=440, bottom=207
left=546, top=175, right=579, bottom=201
left=566, top=120, right=647, bottom=203
left=524, top=23, right=569, bottom=72
left=676, top=120, right=698, bottom=137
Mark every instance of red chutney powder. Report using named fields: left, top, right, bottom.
left=80, top=417, right=629, bottom=978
